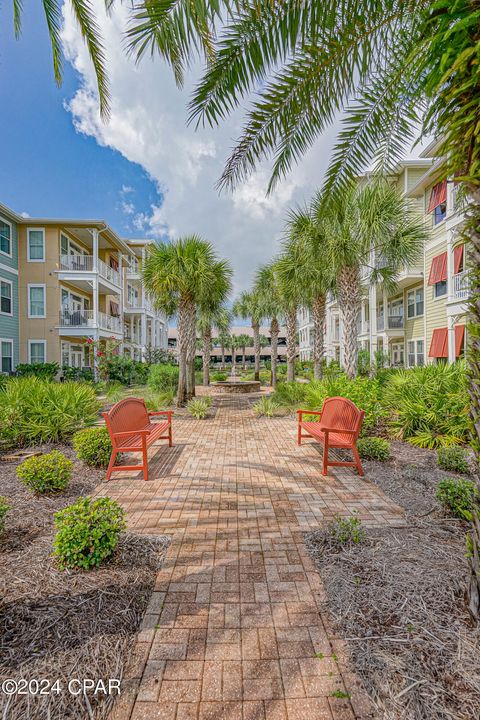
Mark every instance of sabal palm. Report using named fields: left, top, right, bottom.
left=233, top=291, right=265, bottom=381
left=317, top=179, right=429, bottom=378
left=254, top=263, right=283, bottom=388
left=142, top=236, right=229, bottom=406
left=197, top=305, right=231, bottom=386
left=236, top=333, right=251, bottom=370
left=273, top=243, right=306, bottom=383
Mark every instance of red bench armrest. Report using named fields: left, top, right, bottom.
left=148, top=411, right=174, bottom=418
left=320, top=426, right=357, bottom=434
left=111, top=429, right=150, bottom=438
left=297, top=409, right=322, bottom=421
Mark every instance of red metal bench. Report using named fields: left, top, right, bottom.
left=103, top=398, right=173, bottom=481
left=297, top=396, right=365, bottom=476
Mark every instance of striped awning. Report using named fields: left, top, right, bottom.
left=453, top=244, right=464, bottom=274
left=429, top=328, right=448, bottom=358
left=427, top=181, right=447, bottom=213
left=455, top=325, right=465, bottom=357
left=427, top=252, right=448, bottom=285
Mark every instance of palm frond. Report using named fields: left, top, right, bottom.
left=13, top=0, right=23, bottom=37
left=70, top=0, right=110, bottom=119
left=42, top=0, right=64, bottom=86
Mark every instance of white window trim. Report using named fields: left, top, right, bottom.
left=406, top=284, right=425, bottom=319
left=0, top=215, right=13, bottom=258
left=407, top=337, right=425, bottom=368
left=27, top=227, right=46, bottom=263
left=28, top=339, right=47, bottom=364
left=0, top=277, right=13, bottom=316
left=0, top=338, right=14, bottom=373
left=27, top=283, right=46, bottom=318
left=432, top=281, right=448, bottom=301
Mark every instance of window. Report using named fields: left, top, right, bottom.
left=28, top=340, right=46, bottom=364
left=407, top=287, right=424, bottom=318
left=0, top=280, right=12, bottom=315
left=408, top=339, right=425, bottom=367
left=1, top=340, right=13, bottom=373
left=434, top=279, right=447, bottom=298
left=407, top=341, right=415, bottom=367
left=27, top=228, right=45, bottom=261
left=434, top=203, right=446, bottom=225
left=0, top=217, right=12, bottom=256
left=28, top=284, right=46, bottom=317
left=417, top=340, right=425, bottom=366
left=427, top=181, right=447, bottom=225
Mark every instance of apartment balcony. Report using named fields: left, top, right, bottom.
left=58, top=309, right=123, bottom=336
left=394, top=265, right=424, bottom=289
left=357, top=320, right=370, bottom=336
left=453, top=270, right=469, bottom=301
left=387, top=314, right=404, bottom=331
left=127, top=258, right=141, bottom=278
left=58, top=255, right=121, bottom=291
left=124, top=297, right=155, bottom=314
left=377, top=316, right=384, bottom=331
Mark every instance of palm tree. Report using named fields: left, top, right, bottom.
left=198, top=305, right=232, bottom=386
left=273, top=243, right=305, bottom=383
left=236, top=333, right=251, bottom=371
left=254, top=263, right=283, bottom=388
left=316, top=179, right=429, bottom=378
left=233, top=292, right=265, bottom=381
left=229, top=334, right=242, bottom=374
left=217, top=329, right=230, bottom=370
left=142, top=236, right=229, bottom=406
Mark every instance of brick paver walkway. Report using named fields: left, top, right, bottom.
left=105, top=394, right=404, bottom=720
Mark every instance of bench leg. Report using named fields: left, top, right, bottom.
left=322, top=443, right=329, bottom=476
left=297, top=424, right=302, bottom=445
left=353, top=445, right=364, bottom=476
left=142, top=436, right=149, bottom=481
left=169, top=423, right=173, bottom=447
left=105, top=449, right=118, bottom=482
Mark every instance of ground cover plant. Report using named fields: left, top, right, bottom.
left=306, top=440, right=480, bottom=720
left=16, top=450, right=73, bottom=494
left=356, top=437, right=391, bottom=461
left=437, top=445, right=470, bottom=474
left=253, top=396, right=283, bottom=417
left=0, top=444, right=169, bottom=720
left=187, top=397, right=212, bottom=419
left=436, top=477, right=478, bottom=519
left=73, top=427, right=113, bottom=468
left=0, top=377, right=100, bottom=447
left=0, top=497, right=10, bottom=534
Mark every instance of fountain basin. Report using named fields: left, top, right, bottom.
left=213, top=380, right=261, bottom=394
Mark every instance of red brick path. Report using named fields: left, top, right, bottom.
left=105, top=394, right=403, bottom=720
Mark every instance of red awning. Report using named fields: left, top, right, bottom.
left=110, top=301, right=120, bottom=316
left=109, top=256, right=119, bottom=271
left=428, top=252, right=448, bottom=285
left=455, top=325, right=465, bottom=357
left=453, top=244, right=464, bottom=274
left=427, top=180, right=447, bottom=213
left=429, top=328, right=448, bottom=358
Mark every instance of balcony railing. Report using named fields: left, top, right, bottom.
left=387, top=314, right=404, bottom=330
left=59, top=254, right=121, bottom=287
left=453, top=270, right=469, bottom=300
left=59, top=309, right=122, bottom=334
left=377, top=316, right=384, bottom=331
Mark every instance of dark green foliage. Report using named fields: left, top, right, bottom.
left=73, top=427, right=113, bottom=467
left=436, top=478, right=479, bottom=519
left=211, top=371, right=228, bottom=381
left=148, top=364, right=179, bottom=392
left=0, top=377, right=100, bottom=446
left=16, top=450, right=73, bottom=494
left=357, top=437, right=391, bottom=461
left=0, top=496, right=10, bottom=533
left=437, top=446, right=470, bottom=474
left=271, top=381, right=306, bottom=408
left=53, top=497, right=126, bottom=570
left=62, top=366, right=94, bottom=382
left=102, top=356, right=149, bottom=385
left=15, top=362, right=59, bottom=381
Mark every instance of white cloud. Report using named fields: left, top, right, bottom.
left=61, top=1, right=339, bottom=294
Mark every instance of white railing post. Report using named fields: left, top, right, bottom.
left=92, top=229, right=98, bottom=273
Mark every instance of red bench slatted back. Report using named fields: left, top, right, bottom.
left=321, top=397, right=364, bottom=440
left=107, top=398, right=149, bottom=435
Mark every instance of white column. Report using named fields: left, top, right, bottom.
left=119, top=254, right=124, bottom=353
left=447, top=314, right=456, bottom=363
left=141, top=312, right=147, bottom=351
left=369, top=285, right=377, bottom=363
left=446, top=230, right=454, bottom=301
left=92, top=229, right=99, bottom=272
left=92, top=276, right=99, bottom=328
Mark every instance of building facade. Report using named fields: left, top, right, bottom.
left=168, top=326, right=288, bottom=365
left=0, top=202, right=167, bottom=373
left=297, top=152, right=468, bottom=368
left=0, top=204, right=20, bottom=373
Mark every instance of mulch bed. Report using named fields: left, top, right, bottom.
left=306, top=441, right=480, bottom=720
left=0, top=444, right=169, bottom=720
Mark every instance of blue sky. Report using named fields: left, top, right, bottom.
left=0, top=2, right=160, bottom=236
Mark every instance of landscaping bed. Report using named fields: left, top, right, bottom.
left=306, top=441, right=480, bottom=720
left=0, top=445, right=169, bottom=720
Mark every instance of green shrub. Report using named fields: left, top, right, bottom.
left=53, top=496, right=126, bottom=570
left=0, top=378, right=100, bottom=446
left=303, top=374, right=386, bottom=434
left=0, top=496, right=10, bottom=533
left=15, top=362, right=60, bottom=381
left=211, top=371, right=228, bottom=382
left=357, top=437, right=391, bottom=461
left=253, top=396, right=282, bottom=417
left=435, top=477, right=479, bottom=519
left=148, top=364, right=179, bottom=392
left=16, top=450, right=73, bottom=493
left=327, top=513, right=366, bottom=546
left=437, top=446, right=470, bottom=474
left=62, top=366, right=94, bottom=382
left=144, top=389, right=175, bottom=411
left=73, top=427, right=112, bottom=467
left=383, top=362, right=470, bottom=448
left=271, top=381, right=306, bottom=409
left=101, top=356, right=149, bottom=385
left=187, top=398, right=211, bottom=419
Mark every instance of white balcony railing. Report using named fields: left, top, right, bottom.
left=453, top=270, right=469, bottom=300
left=59, top=254, right=121, bottom=287
left=59, top=309, right=122, bottom=334
left=387, top=314, right=404, bottom=330
left=377, top=316, right=384, bottom=331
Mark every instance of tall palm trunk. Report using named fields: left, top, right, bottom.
left=176, top=298, right=191, bottom=406
left=337, top=266, right=361, bottom=379
left=312, top=294, right=326, bottom=380
left=285, top=307, right=297, bottom=382
left=231, top=345, right=236, bottom=374
left=221, top=343, right=225, bottom=369
left=186, top=307, right=197, bottom=400
left=252, top=321, right=260, bottom=380
left=270, top=317, right=279, bottom=388
left=202, top=328, right=211, bottom=386
left=466, top=191, right=480, bottom=621
left=242, top=347, right=246, bottom=370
